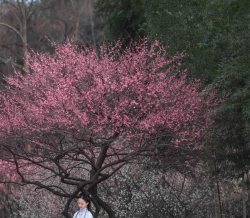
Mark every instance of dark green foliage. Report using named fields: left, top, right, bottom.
left=145, top=0, right=250, bottom=81
left=95, top=0, right=146, bottom=44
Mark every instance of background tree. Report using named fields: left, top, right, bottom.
left=0, top=0, right=103, bottom=76
left=95, top=0, right=146, bottom=45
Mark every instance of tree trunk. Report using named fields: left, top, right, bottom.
left=89, top=0, right=96, bottom=51
left=95, top=194, right=116, bottom=218
left=242, top=173, right=248, bottom=218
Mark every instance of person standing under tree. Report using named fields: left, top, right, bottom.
left=73, top=193, right=93, bottom=218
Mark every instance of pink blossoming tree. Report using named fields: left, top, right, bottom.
left=0, top=39, right=217, bottom=217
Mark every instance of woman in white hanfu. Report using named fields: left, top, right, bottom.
left=73, top=193, right=93, bottom=218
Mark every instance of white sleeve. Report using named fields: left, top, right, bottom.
left=73, top=211, right=78, bottom=218
left=86, top=211, right=93, bottom=218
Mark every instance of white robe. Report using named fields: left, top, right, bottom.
left=73, top=208, right=93, bottom=218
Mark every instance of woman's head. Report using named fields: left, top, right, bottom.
left=77, top=193, right=91, bottom=210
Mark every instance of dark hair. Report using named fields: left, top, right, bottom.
left=78, top=192, right=91, bottom=210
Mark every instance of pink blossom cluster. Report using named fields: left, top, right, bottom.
left=0, top=39, right=216, bottom=149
